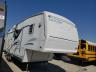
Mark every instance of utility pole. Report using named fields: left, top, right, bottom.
left=0, top=0, right=7, bottom=62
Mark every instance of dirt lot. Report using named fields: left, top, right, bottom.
left=0, top=55, right=96, bottom=72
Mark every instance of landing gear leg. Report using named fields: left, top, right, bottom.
left=5, top=53, right=12, bottom=62
left=26, top=63, right=29, bottom=72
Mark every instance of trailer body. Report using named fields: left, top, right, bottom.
left=4, top=11, right=79, bottom=62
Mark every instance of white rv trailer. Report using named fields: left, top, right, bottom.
left=4, top=11, right=79, bottom=62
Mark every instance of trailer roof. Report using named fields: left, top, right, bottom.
left=8, top=11, right=77, bottom=33
left=43, top=11, right=76, bottom=27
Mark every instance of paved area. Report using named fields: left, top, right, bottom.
left=0, top=59, right=13, bottom=72
left=0, top=54, right=96, bottom=72
left=49, top=60, right=96, bottom=72
left=0, top=55, right=22, bottom=72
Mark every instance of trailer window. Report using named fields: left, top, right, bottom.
left=38, top=23, right=41, bottom=28
left=29, top=24, right=34, bottom=34
left=13, top=29, right=21, bottom=40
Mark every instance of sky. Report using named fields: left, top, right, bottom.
left=3, top=0, right=96, bottom=42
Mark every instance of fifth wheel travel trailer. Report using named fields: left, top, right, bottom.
left=4, top=11, right=79, bottom=62
left=0, top=1, right=7, bottom=62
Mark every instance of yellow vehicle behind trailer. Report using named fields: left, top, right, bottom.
left=67, top=40, right=96, bottom=63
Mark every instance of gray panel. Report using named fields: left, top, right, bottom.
left=0, top=37, right=3, bottom=58
left=0, top=3, right=5, bottom=29
left=0, top=2, right=5, bottom=58
left=0, top=38, right=3, bottom=50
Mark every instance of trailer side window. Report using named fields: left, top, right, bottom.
left=38, top=23, right=41, bottom=28
left=29, top=24, right=34, bottom=34
left=13, top=29, right=21, bottom=40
